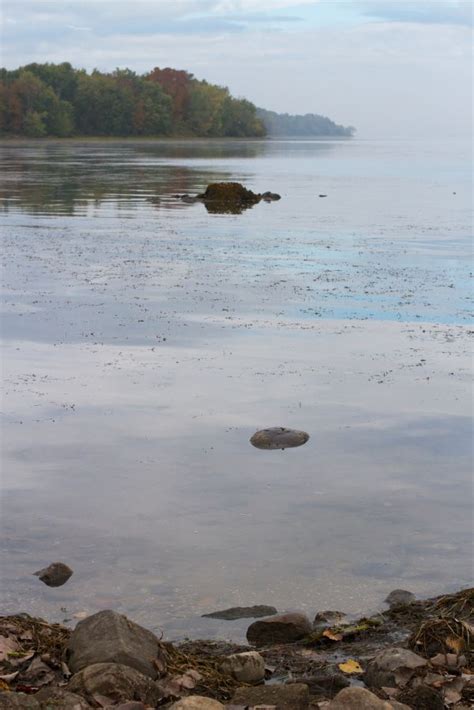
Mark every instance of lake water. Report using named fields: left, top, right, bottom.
left=0, top=138, right=472, bottom=641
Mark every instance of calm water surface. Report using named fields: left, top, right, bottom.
left=1, top=138, right=472, bottom=640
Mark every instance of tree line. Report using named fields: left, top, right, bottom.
left=257, top=107, right=354, bottom=137
left=0, top=63, right=267, bottom=138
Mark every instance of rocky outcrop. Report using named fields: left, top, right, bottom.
left=220, top=651, right=265, bottom=684
left=66, top=609, right=165, bottom=679
left=247, top=612, right=312, bottom=644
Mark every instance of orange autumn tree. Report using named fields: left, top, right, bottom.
left=147, top=67, right=192, bottom=126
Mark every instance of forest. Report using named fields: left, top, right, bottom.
left=257, top=107, right=354, bottom=137
left=0, top=63, right=266, bottom=138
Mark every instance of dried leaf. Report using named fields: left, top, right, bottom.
left=0, top=635, right=19, bottom=662
left=0, top=680, right=11, bottom=692
left=322, top=629, right=343, bottom=642
left=0, top=672, right=18, bottom=682
left=339, top=659, right=363, bottom=674
left=445, top=636, right=464, bottom=654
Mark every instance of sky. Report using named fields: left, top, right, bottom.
left=1, top=0, right=472, bottom=138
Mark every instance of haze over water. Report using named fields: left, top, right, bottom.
left=1, top=137, right=472, bottom=640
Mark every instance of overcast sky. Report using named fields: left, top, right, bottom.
left=1, top=0, right=472, bottom=138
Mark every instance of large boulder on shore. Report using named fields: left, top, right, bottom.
left=220, top=650, right=265, bottom=684
left=231, top=682, right=310, bottom=709
left=247, top=612, right=312, bottom=645
left=327, top=687, right=411, bottom=709
left=66, top=610, right=164, bottom=679
left=364, top=647, right=427, bottom=689
left=67, top=662, right=164, bottom=706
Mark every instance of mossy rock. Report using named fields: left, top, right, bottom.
left=198, top=182, right=261, bottom=213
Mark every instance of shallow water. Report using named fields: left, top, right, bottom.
left=0, top=138, right=472, bottom=641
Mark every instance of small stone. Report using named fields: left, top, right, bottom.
left=287, top=671, right=350, bottom=698
left=364, top=648, right=427, bottom=689
left=247, top=612, right=312, bottom=645
left=397, top=684, right=445, bottom=710
left=250, top=427, right=309, bottom=450
left=66, top=609, right=165, bottom=679
left=384, top=590, right=416, bottom=607
left=33, top=562, right=73, bottom=587
left=202, top=605, right=277, bottom=620
left=221, top=651, right=265, bottom=684
left=261, top=191, right=281, bottom=201
left=231, top=683, right=309, bottom=709
left=327, top=687, right=410, bottom=709
left=430, top=652, right=465, bottom=668
left=67, top=662, right=164, bottom=706
left=313, top=611, right=347, bottom=629
left=169, top=698, right=224, bottom=709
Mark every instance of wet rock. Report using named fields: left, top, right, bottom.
left=34, top=686, right=92, bottom=708
left=220, top=651, right=265, bottom=684
left=231, top=682, right=309, bottom=709
left=287, top=671, right=350, bottom=698
left=319, top=194, right=328, bottom=197
left=261, top=191, right=281, bottom=201
left=33, top=562, right=73, bottom=587
left=198, top=182, right=261, bottom=214
left=327, top=687, right=410, bottom=709
left=0, top=693, right=41, bottom=709
left=384, top=590, right=416, bottom=608
left=247, top=612, right=312, bottom=645
left=169, top=697, right=224, bottom=709
left=67, top=662, right=164, bottom=706
left=397, top=684, right=445, bottom=710
left=66, top=609, right=164, bottom=679
left=364, top=647, right=427, bottom=689
left=313, top=610, right=347, bottom=629
left=202, top=605, right=277, bottom=620
left=250, top=427, right=309, bottom=450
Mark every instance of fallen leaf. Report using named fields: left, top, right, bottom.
left=339, top=659, right=363, bottom=674
left=445, top=636, right=464, bottom=654
left=0, top=635, right=19, bottom=662
left=322, top=629, right=343, bottom=642
left=0, top=672, right=18, bottom=683
left=0, top=680, right=10, bottom=692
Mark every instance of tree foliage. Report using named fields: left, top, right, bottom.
left=257, top=107, right=354, bottom=137
left=0, top=63, right=266, bottom=138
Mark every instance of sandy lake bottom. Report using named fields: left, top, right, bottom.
left=1, top=138, right=472, bottom=641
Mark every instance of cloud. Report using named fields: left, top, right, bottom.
left=355, top=0, right=473, bottom=27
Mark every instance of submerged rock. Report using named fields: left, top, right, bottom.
left=33, top=562, right=73, bottom=587
left=198, top=182, right=262, bottom=214
left=247, top=612, right=312, bottom=645
left=313, top=610, right=347, bottom=629
left=250, top=427, right=309, bottom=450
left=262, top=190, right=281, bottom=201
left=202, top=604, right=277, bottom=620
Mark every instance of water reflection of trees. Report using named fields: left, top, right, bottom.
left=0, top=139, right=340, bottom=215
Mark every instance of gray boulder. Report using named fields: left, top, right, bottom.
left=35, top=687, right=92, bottom=708
left=66, top=610, right=164, bottom=679
left=0, top=694, right=40, bottom=709
left=247, top=612, right=311, bottom=645
left=364, top=647, right=427, bottom=689
left=384, top=590, right=416, bottom=607
left=220, top=651, right=265, bottom=684
left=231, top=683, right=309, bottom=709
left=327, top=687, right=411, bottom=709
left=250, top=427, right=309, bottom=450
left=67, top=662, right=164, bottom=706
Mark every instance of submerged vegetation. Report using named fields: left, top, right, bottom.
left=0, top=63, right=266, bottom=138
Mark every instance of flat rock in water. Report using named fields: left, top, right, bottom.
left=247, top=612, right=312, bottom=645
left=202, top=605, right=277, bottom=620
left=250, top=427, right=309, bottom=450
left=33, top=562, right=73, bottom=587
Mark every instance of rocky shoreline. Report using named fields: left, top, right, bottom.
left=0, top=587, right=472, bottom=709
